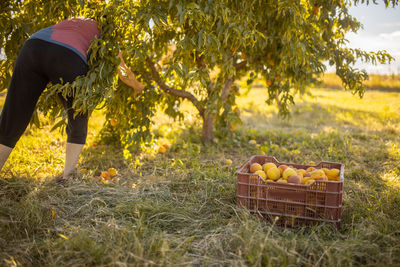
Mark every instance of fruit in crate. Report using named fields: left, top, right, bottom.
left=267, top=167, right=281, bottom=180
left=297, top=169, right=306, bottom=176
left=310, top=169, right=327, bottom=180
left=254, top=170, right=267, bottom=179
left=287, top=175, right=301, bottom=184
left=249, top=163, right=262, bottom=173
left=326, top=168, right=340, bottom=181
left=263, top=162, right=277, bottom=173
left=278, top=164, right=288, bottom=174
left=282, top=168, right=296, bottom=180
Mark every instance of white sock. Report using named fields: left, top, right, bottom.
left=64, top=142, right=84, bottom=178
left=0, top=144, right=13, bottom=173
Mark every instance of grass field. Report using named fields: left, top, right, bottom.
left=1, top=85, right=400, bottom=266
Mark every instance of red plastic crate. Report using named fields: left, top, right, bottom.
left=236, top=156, right=344, bottom=229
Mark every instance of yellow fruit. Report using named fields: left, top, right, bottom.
left=283, top=168, right=296, bottom=180
left=328, top=175, right=340, bottom=181
left=79, top=168, right=88, bottom=174
left=304, top=179, right=316, bottom=185
left=110, top=118, right=118, bottom=127
left=148, top=154, right=156, bottom=161
left=278, top=164, right=288, bottom=174
left=225, top=159, right=233, bottom=166
left=309, top=161, right=316, bottom=165
left=158, top=146, right=167, bottom=154
left=267, top=167, right=281, bottom=181
left=306, top=167, right=316, bottom=173
left=276, top=178, right=287, bottom=183
left=310, top=169, right=325, bottom=179
left=249, top=139, right=257, bottom=145
left=301, top=177, right=313, bottom=184
left=101, top=171, right=110, bottom=179
left=254, top=170, right=267, bottom=179
left=259, top=151, right=266, bottom=155
left=108, top=168, right=117, bottom=177
left=322, top=168, right=330, bottom=175
left=326, top=168, right=340, bottom=180
left=249, top=163, right=262, bottom=173
left=162, top=144, right=169, bottom=149
left=297, top=169, right=306, bottom=176
left=263, top=162, right=277, bottom=173
left=297, top=172, right=304, bottom=179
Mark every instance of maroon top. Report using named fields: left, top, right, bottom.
left=30, top=18, right=101, bottom=64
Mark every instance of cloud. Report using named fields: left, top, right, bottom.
left=379, top=31, right=400, bottom=40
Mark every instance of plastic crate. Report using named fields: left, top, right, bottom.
left=236, top=156, right=344, bottom=229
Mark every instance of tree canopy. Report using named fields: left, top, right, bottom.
left=0, top=0, right=397, bottom=148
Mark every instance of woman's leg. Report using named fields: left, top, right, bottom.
left=43, top=42, right=89, bottom=179
left=0, top=144, right=13, bottom=171
left=0, top=39, right=49, bottom=173
left=57, top=95, right=89, bottom=178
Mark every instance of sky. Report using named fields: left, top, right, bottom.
left=343, top=2, right=400, bottom=74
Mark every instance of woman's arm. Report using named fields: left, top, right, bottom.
left=118, top=52, right=145, bottom=94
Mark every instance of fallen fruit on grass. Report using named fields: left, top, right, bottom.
left=250, top=163, right=262, bottom=173
left=254, top=170, right=267, bottom=179
left=249, top=139, right=257, bottom=145
left=101, top=171, right=111, bottom=179
left=283, top=168, right=297, bottom=180
left=158, top=146, right=167, bottom=154
left=162, top=144, right=169, bottom=149
left=267, top=167, right=281, bottom=180
left=79, top=168, right=88, bottom=174
left=225, top=159, right=233, bottom=165
left=108, top=168, right=117, bottom=177
left=263, top=162, right=277, bottom=173
left=148, top=154, right=156, bottom=161
left=287, top=175, right=301, bottom=184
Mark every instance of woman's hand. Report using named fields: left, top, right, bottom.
left=118, top=52, right=145, bottom=94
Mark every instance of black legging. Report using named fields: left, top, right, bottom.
left=0, top=39, right=89, bottom=148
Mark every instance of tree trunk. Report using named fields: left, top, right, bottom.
left=201, top=112, right=215, bottom=143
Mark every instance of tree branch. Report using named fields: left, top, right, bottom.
left=146, top=57, right=205, bottom=117
left=221, top=77, right=233, bottom=101
left=234, top=60, right=247, bottom=69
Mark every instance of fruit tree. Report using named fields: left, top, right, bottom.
left=0, top=0, right=397, bottom=148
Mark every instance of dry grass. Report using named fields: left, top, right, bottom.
left=321, top=72, right=400, bottom=91
left=1, top=85, right=400, bottom=266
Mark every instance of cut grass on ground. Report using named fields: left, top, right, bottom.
left=1, top=87, right=400, bottom=266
